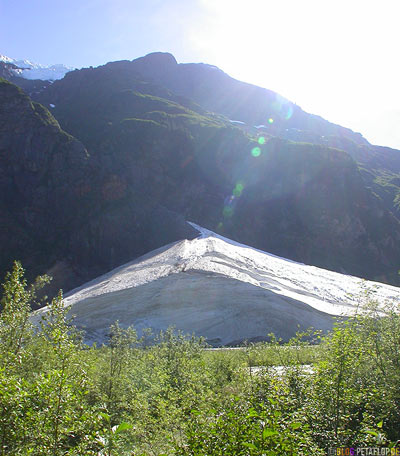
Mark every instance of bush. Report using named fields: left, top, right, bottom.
left=0, top=263, right=398, bottom=454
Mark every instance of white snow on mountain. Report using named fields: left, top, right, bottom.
left=0, top=54, right=14, bottom=64
left=0, top=54, right=72, bottom=80
left=32, top=222, right=400, bottom=345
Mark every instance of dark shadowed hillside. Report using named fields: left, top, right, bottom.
left=2, top=51, right=400, bottom=292
left=112, top=52, right=369, bottom=145
left=0, top=78, right=197, bottom=294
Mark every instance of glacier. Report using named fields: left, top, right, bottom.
left=0, top=54, right=72, bottom=80
left=32, top=222, right=400, bottom=346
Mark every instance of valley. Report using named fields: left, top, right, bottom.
left=1, top=48, right=400, bottom=454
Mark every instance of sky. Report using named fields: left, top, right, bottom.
left=1, top=0, right=400, bottom=149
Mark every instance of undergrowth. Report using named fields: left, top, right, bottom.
left=0, top=262, right=399, bottom=455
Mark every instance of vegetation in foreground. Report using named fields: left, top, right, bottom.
left=0, top=262, right=399, bottom=455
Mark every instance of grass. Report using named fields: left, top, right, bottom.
left=203, top=343, right=323, bottom=367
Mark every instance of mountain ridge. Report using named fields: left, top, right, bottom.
left=0, top=54, right=72, bottom=80
left=1, top=51, right=400, bottom=293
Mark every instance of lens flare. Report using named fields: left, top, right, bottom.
left=258, top=136, right=266, bottom=145
left=285, top=105, right=293, bottom=120
left=251, top=147, right=261, bottom=157
left=223, top=195, right=236, bottom=218
left=233, top=182, right=244, bottom=197
left=271, top=94, right=293, bottom=122
left=223, top=206, right=234, bottom=217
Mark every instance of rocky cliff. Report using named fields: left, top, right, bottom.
left=0, top=78, right=196, bottom=295
left=33, top=59, right=400, bottom=286
left=2, top=50, right=400, bottom=293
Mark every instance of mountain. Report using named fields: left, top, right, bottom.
left=33, top=54, right=400, bottom=285
left=6, top=51, right=399, bottom=222
left=0, top=60, right=53, bottom=99
left=0, top=78, right=89, bottom=287
left=0, top=77, right=196, bottom=295
left=117, top=52, right=369, bottom=145
left=76, top=52, right=400, bottom=222
left=0, top=54, right=72, bottom=101
left=1, top=51, right=400, bottom=295
left=0, top=54, right=71, bottom=81
left=32, top=223, right=400, bottom=345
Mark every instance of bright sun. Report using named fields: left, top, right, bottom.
left=185, top=0, right=400, bottom=148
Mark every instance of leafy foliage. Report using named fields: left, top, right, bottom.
left=0, top=263, right=399, bottom=454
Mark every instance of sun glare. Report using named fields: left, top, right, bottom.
left=187, top=0, right=400, bottom=148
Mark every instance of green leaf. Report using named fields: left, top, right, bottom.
left=263, top=428, right=278, bottom=439
left=115, top=422, right=133, bottom=434
left=291, top=422, right=301, bottom=430
left=99, top=412, right=110, bottom=422
left=377, top=421, right=383, bottom=428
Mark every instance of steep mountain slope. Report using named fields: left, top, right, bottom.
left=225, top=139, right=400, bottom=283
left=280, top=128, right=400, bottom=219
left=112, top=52, right=369, bottom=146
left=0, top=61, right=49, bottom=95
left=5, top=51, right=400, bottom=218
left=32, top=61, right=400, bottom=285
left=91, top=52, right=400, bottom=220
left=0, top=78, right=196, bottom=294
left=33, top=223, right=400, bottom=345
left=0, top=78, right=89, bottom=287
left=2, top=51, right=400, bottom=293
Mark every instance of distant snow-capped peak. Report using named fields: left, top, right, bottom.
left=0, top=54, right=14, bottom=64
left=0, top=54, right=72, bottom=80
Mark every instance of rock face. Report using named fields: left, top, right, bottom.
left=2, top=56, right=400, bottom=293
left=2, top=51, right=400, bottom=294
left=110, top=52, right=369, bottom=145
left=83, top=53, right=400, bottom=224
left=30, top=58, right=400, bottom=285
left=0, top=78, right=197, bottom=294
left=33, top=224, right=400, bottom=346
left=120, top=53, right=400, bottom=225
left=226, top=139, right=400, bottom=283
left=0, top=78, right=90, bottom=289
